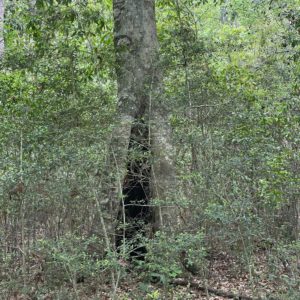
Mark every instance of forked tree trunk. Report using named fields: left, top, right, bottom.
left=104, top=0, right=180, bottom=245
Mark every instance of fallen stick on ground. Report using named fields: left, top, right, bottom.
left=172, top=278, right=278, bottom=300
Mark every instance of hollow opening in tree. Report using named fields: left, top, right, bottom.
left=115, top=120, right=151, bottom=261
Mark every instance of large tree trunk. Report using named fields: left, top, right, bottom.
left=105, top=0, right=180, bottom=246
left=0, top=0, right=4, bottom=57
left=151, top=106, right=180, bottom=230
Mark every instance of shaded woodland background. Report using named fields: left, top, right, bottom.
left=0, top=0, right=299, bottom=299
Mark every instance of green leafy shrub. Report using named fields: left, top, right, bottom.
left=34, top=235, right=107, bottom=288
left=142, top=230, right=207, bottom=283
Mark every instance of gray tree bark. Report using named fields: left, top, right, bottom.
left=220, top=0, right=229, bottom=24
left=0, top=0, right=4, bottom=57
left=105, top=0, right=180, bottom=244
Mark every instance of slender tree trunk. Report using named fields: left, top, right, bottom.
left=220, top=0, right=229, bottom=24
left=0, top=0, right=4, bottom=57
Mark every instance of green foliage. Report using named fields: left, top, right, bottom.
left=0, top=234, right=112, bottom=298
left=34, top=235, right=106, bottom=286
left=0, top=0, right=299, bottom=297
left=142, top=231, right=207, bottom=283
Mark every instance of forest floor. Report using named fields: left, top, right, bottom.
left=82, top=251, right=297, bottom=300
left=6, top=250, right=299, bottom=299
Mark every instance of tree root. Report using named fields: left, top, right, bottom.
left=172, top=278, right=278, bottom=300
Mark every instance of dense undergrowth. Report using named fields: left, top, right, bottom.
left=0, top=0, right=299, bottom=299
